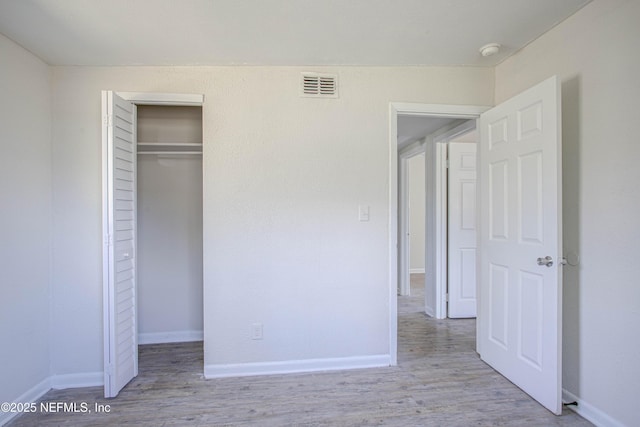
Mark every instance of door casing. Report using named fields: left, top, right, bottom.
left=398, top=141, right=426, bottom=297
left=102, top=91, right=204, bottom=396
left=388, top=103, right=489, bottom=362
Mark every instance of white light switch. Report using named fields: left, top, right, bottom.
left=251, top=323, right=263, bottom=340
left=359, top=205, right=370, bottom=222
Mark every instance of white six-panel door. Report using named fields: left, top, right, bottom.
left=478, top=76, right=562, bottom=414
left=448, top=142, right=477, bottom=318
left=102, top=91, right=138, bottom=398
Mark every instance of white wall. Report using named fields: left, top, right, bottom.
left=137, top=106, right=203, bottom=343
left=495, top=1, right=640, bottom=425
left=137, top=155, right=203, bottom=342
left=408, top=154, right=425, bottom=272
left=49, top=66, right=493, bottom=378
left=0, top=33, right=52, bottom=419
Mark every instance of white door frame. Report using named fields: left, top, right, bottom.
left=398, top=141, right=426, bottom=297
left=102, top=91, right=204, bottom=389
left=119, top=92, right=204, bottom=106
left=388, top=103, right=489, bottom=361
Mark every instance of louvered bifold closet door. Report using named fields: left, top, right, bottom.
left=102, top=91, right=138, bottom=398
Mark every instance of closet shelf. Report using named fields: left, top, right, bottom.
left=137, top=142, right=202, bottom=155
left=138, top=142, right=202, bottom=147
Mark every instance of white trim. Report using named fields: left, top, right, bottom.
left=138, top=330, right=204, bottom=345
left=51, top=372, right=103, bottom=390
left=424, top=305, right=435, bottom=318
left=389, top=103, right=489, bottom=355
left=118, top=92, right=204, bottom=106
left=101, top=90, right=113, bottom=397
left=433, top=119, right=477, bottom=142
left=390, top=103, right=491, bottom=117
left=434, top=142, right=448, bottom=319
left=388, top=105, right=399, bottom=366
left=0, top=373, right=106, bottom=425
left=398, top=139, right=426, bottom=296
left=0, top=378, right=50, bottom=426
left=409, top=268, right=425, bottom=274
left=398, top=154, right=410, bottom=296
left=399, top=138, right=426, bottom=157
left=204, top=355, right=391, bottom=379
left=562, top=389, right=625, bottom=427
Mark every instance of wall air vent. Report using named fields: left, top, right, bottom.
left=301, top=72, right=338, bottom=98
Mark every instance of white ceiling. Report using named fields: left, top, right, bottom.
left=0, top=0, right=590, bottom=66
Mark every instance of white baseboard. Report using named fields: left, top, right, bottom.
left=563, top=389, right=625, bottom=427
left=0, top=372, right=104, bottom=426
left=0, top=377, right=50, bottom=427
left=138, top=330, right=203, bottom=345
left=204, top=354, right=391, bottom=379
left=424, top=305, right=435, bottom=317
left=409, top=268, right=425, bottom=274
left=51, top=371, right=103, bottom=390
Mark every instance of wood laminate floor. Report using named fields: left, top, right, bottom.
left=8, top=274, right=590, bottom=426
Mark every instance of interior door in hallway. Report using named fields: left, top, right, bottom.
left=447, top=141, right=477, bottom=318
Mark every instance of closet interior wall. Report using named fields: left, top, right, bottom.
left=136, top=105, right=203, bottom=344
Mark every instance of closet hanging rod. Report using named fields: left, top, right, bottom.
left=138, top=151, right=202, bottom=155
left=137, top=142, right=202, bottom=147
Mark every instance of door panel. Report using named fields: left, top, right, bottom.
left=448, top=142, right=477, bottom=318
left=518, top=152, right=543, bottom=243
left=519, top=271, right=543, bottom=369
left=102, top=91, right=138, bottom=398
left=489, top=263, right=509, bottom=348
left=478, top=76, right=562, bottom=414
left=489, top=161, right=509, bottom=240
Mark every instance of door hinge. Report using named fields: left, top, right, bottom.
left=445, top=293, right=449, bottom=302
left=106, top=363, right=114, bottom=376
left=103, top=233, right=113, bottom=247
left=102, top=114, right=113, bottom=127
left=445, top=159, right=450, bottom=168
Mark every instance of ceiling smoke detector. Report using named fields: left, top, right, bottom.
left=479, top=43, right=501, bottom=57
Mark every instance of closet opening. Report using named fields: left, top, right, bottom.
left=136, top=105, right=204, bottom=355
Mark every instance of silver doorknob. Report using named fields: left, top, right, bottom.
left=537, top=256, right=553, bottom=267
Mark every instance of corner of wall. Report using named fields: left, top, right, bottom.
left=0, top=378, right=51, bottom=427
left=47, top=60, right=56, bottom=388
left=0, top=32, right=55, bottom=423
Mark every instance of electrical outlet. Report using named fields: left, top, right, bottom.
left=251, top=323, right=263, bottom=340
